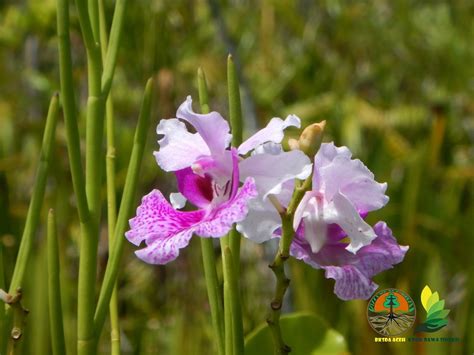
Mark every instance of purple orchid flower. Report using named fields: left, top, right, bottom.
left=291, top=221, right=408, bottom=300
left=291, top=142, right=408, bottom=300
left=125, top=96, right=311, bottom=264
left=238, top=141, right=407, bottom=300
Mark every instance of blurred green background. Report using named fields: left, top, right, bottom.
left=0, top=0, right=473, bottom=354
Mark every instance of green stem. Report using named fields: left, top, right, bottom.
left=222, top=247, right=244, bottom=355
left=101, top=0, right=128, bottom=97
left=74, top=0, right=97, bottom=55
left=2, top=289, right=29, bottom=355
left=93, top=78, right=154, bottom=340
left=47, top=209, right=67, bottom=355
left=227, top=55, right=243, bottom=271
left=9, top=94, right=59, bottom=293
left=267, top=175, right=312, bottom=355
left=56, top=0, right=89, bottom=224
left=198, top=68, right=225, bottom=355
left=88, top=0, right=100, bottom=43
left=99, top=1, right=121, bottom=353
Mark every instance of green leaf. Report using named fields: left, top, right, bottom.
left=427, top=309, right=450, bottom=321
left=426, top=318, right=448, bottom=331
left=427, top=300, right=445, bottom=316
left=426, top=292, right=439, bottom=311
left=245, top=312, right=347, bottom=355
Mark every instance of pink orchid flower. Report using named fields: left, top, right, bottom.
left=239, top=141, right=408, bottom=300
left=125, top=96, right=311, bottom=264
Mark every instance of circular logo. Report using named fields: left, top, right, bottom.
left=367, top=288, right=416, bottom=336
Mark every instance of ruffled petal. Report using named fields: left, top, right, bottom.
left=239, top=149, right=312, bottom=198
left=236, top=196, right=281, bottom=243
left=177, top=96, right=232, bottom=154
left=195, top=177, right=258, bottom=237
left=125, top=190, right=205, bottom=264
left=290, top=221, right=408, bottom=300
left=238, top=115, right=301, bottom=155
left=313, top=142, right=388, bottom=213
left=324, top=265, right=377, bottom=301
left=135, top=229, right=195, bottom=265
left=154, top=118, right=210, bottom=172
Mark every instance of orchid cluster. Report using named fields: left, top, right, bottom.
left=126, top=96, right=408, bottom=301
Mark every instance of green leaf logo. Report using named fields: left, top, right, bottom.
left=416, top=285, right=450, bottom=333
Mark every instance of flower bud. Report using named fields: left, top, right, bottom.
left=298, top=120, right=326, bottom=157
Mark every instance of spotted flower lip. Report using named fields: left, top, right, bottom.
left=290, top=221, right=408, bottom=300
left=125, top=149, right=258, bottom=264
left=125, top=96, right=311, bottom=264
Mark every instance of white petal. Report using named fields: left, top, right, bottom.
left=236, top=197, right=281, bottom=243
left=154, top=118, right=210, bottom=171
left=329, top=192, right=377, bottom=253
left=314, top=142, right=388, bottom=212
left=177, top=96, right=232, bottom=154
left=239, top=150, right=312, bottom=199
left=238, top=115, right=301, bottom=155
left=170, top=192, right=187, bottom=209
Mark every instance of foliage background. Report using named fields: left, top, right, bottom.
left=0, top=0, right=473, bottom=354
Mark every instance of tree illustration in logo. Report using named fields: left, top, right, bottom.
left=383, top=291, right=401, bottom=326
left=416, top=285, right=450, bottom=333
left=367, top=289, right=416, bottom=336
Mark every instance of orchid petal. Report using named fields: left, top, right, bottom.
left=175, top=168, right=213, bottom=208
left=329, top=191, right=377, bottom=253
left=154, top=118, right=210, bottom=172
left=195, top=177, right=258, bottom=237
left=177, top=96, right=232, bottom=154
left=239, top=149, right=312, bottom=198
left=236, top=196, right=281, bottom=243
left=238, top=114, right=301, bottom=155
left=313, top=142, right=388, bottom=212
left=125, top=190, right=205, bottom=264
left=290, top=221, right=408, bottom=300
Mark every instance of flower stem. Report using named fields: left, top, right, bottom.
left=2, top=289, right=29, bottom=355
left=93, top=78, right=154, bottom=340
left=220, top=55, right=245, bottom=355
left=47, top=209, right=67, bottom=355
left=8, top=94, right=59, bottom=293
left=198, top=67, right=225, bottom=355
left=227, top=54, right=243, bottom=271
left=55, top=0, right=89, bottom=223
left=267, top=175, right=312, bottom=355
left=99, top=1, right=121, bottom=352
left=222, top=247, right=244, bottom=355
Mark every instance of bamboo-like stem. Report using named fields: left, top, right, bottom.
left=55, top=0, right=89, bottom=224
left=8, top=94, right=59, bottom=293
left=74, top=0, right=97, bottom=55
left=222, top=247, right=244, bottom=355
left=88, top=0, right=100, bottom=43
left=99, top=1, right=121, bottom=353
left=226, top=54, right=243, bottom=271
left=197, top=68, right=225, bottom=355
left=267, top=176, right=312, bottom=355
left=101, top=0, right=128, bottom=97
left=3, top=289, right=29, bottom=355
left=93, top=78, right=154, bottom=340
left=219, top=54, right=245, bottom=355
left=56, top=0, right=98, bottom=352
left=47, top=209, right=67, bottom=355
